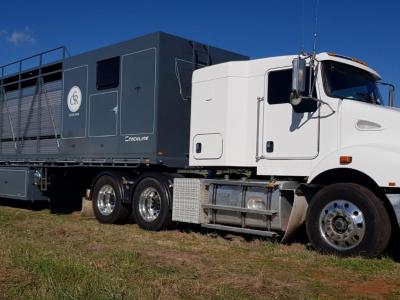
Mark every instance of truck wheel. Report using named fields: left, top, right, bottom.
left=132, top=177, right=171, bottom=231
left=92, top=175, right=130, bottom=224
left=306, top=183, right=391, bottom=257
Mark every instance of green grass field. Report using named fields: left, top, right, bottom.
left=0, top=203, right=399, bottom=300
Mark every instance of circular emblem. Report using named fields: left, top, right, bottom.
left=67, top=86, right=82, bottom=113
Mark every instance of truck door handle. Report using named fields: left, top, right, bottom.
left=266, top=141, right=274, bottom=153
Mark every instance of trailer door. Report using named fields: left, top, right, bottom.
left=120, top=48, right=156, bottom=136
left=262, top=67, right=319, bottom=159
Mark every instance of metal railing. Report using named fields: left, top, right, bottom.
left=0, top=46, right=68, bottom=155
left=0, top=46, right=70, bottom=79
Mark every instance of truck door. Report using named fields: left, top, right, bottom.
left=262, top=67, right=319, bottom=159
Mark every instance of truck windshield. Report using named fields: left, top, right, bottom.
left=323, top=61, right=382, bottom=105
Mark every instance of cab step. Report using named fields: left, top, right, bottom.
left=202, top=224, right=279, bottom=238
left=202, top=203, right=278, bottom=216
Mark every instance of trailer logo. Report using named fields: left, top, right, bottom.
left=67, top=86, right=82, bottom=114
left=125, top=135, right=149, bottom=142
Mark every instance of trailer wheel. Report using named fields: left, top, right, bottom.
left=92, top=175, right=130, bottom=224
left=306, top=183, right=391, bottom=257
left=132, top=177, right=171, bottom=231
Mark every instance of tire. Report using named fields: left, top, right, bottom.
left=306, top=183, right=391, bottom=257
left=132, top=177, right=171, bottom=231
left=92, top=175, right=130, bottom=224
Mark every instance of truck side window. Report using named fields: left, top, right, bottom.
left=267, top=68, right=317, bottom=113
left=96, top=56, right=120, bottom=90
left=268, top=69, right=293, bottom=104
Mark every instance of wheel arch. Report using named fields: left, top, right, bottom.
left=309, top=168, right=399, bottom=231
left=310, top=168, right=380, bottom=193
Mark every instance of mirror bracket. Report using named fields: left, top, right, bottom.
left=290, top=91, right=302, bottom=106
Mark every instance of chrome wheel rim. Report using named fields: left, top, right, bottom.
left=319, top=200, right=366, bottom=250
left=138, top=187, right=161, bottom=222
left=96, top=184, right=116, bottom=216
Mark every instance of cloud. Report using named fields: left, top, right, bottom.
left=0, top=27, right=36, bottom=45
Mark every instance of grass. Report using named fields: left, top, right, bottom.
left=0, top=204, right=400, bottom=300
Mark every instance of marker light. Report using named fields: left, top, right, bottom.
left=351, top=57, right=368, bottom=66
left=327, top=52, right=368, bottom=66
left=340, top=156, right=352, bottom=165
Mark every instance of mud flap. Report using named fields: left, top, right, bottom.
left=81, top=197, right=94, bottom=217
left=386, top=194, right=400, bottom=229
left=281, top=195, right=308, bottom=243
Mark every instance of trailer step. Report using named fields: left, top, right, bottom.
left=202, top=224, right=278, bottom=237
left=202, top=204, right=277, bottom=216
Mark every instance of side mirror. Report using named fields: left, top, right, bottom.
left=292, top=57, right=306, bottom=93
left=291, top=57, right=307, bottom=105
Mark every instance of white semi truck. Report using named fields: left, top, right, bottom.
left=175, top=52, right=398, bottom=257
left=0, top=33, right=397, bottom=257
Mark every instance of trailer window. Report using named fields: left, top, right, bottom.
left=175, top=59, right=205, bottom=101
left=175, top=59, right=193, bottom=101
left=96, top=57, right=120, bottom=90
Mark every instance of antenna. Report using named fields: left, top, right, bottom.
left=312, top=0, right=320, bottom=57
left=301, top=0, right=305, bottom=53
left=308, top=0, right=320, bottom=96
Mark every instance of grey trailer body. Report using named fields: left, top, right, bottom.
left=0, top=32, right=248, bottom=170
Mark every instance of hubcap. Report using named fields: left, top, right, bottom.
left=138, top=187, right=161, bottom=222
left=97, top=184, right=116, bottom=216
left=319, top=200, right=366, bottom=250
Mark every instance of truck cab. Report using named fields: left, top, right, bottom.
left=188, top=52, right=398, bottom=256
left=190, top=52, right=396, bottom=177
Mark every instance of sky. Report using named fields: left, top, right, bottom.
left=0, top=0, right=399, bottom=100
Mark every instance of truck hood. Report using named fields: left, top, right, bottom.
left=340, top=99, right=400, bottom=150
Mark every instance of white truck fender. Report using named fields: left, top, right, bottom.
left=308, top=144, right=400, bottom=188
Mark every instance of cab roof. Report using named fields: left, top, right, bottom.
left=192, top=52, right=381, bottom=83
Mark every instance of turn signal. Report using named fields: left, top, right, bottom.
left=340, top=156, right=352, bottom=165
left=389, top=182, right=396, bottom=187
